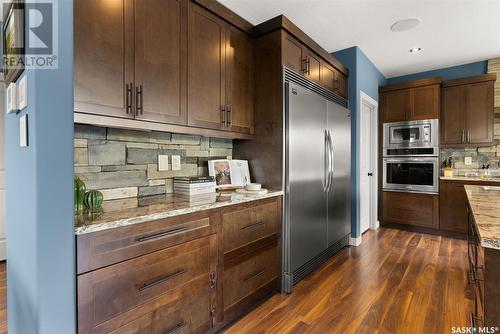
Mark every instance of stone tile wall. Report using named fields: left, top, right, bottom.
left=74, top=125, right=232, bottom=200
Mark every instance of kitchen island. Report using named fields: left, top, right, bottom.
left=464, top=185, right=500, bottom=329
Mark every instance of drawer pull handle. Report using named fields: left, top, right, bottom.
left=242, top=221, right=267, bottom=230
left=244, top=269, right=265, bottom=282
left=139, top=268, right=188, bottom=292
left=164, top=321, right=186, bottom=334
left=136, top=226, right=189, bottom=243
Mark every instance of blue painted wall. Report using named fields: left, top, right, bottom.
left=386, top=61, right=488, bottom=84
left=332, top=47, right=387, bottom=238
left=5, top=1, right=76, bottom=333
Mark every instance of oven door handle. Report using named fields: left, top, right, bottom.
left=383, top=157, right=438, bottom=163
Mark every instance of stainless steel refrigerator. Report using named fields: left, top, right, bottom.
left=283, top=69, right=351, bottom=293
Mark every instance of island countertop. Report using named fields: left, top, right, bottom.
left=464, top=185, right=500, bottom=250
left=75, top=190, right=284, bottom=235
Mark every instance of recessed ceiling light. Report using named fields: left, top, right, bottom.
left=391, top=18, right=421, bottom=32
left=409, top=47, right=422, bottom=53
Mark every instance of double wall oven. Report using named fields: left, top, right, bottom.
left=383, top=119, right=439, bottom=194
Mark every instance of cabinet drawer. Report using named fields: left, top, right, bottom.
left=223, top=244, right=279, bottom=312
left=77, top=211, right=215, bottom=274
left=109, top=279, right=211, bottom=334
left=78, top=236, right=216, bottom=333
left=382, top=191, right=439, bottom=228
left=223, top=200, right=280, bottom=253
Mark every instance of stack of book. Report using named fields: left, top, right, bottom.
left=173, top=176, right=217, bottom=204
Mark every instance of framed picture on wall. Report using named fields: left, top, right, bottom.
left=3, top=0, right=25, bottom=84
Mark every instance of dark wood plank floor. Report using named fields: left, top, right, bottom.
left=225, top=228, right=472, bottom=334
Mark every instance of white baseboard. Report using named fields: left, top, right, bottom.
left=0, top=239, right=6, bottom=261
left=349, top=236, right=362, bottom=247
left=371, top=220, right=380, bottom=230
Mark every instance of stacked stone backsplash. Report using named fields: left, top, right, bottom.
left=440, top=58, right=500, bottom=175
left=74, top=125, right=232, bottom=200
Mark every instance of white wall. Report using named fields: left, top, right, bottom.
left=0, top=82, right=5, bottom=260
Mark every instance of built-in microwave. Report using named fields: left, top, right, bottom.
left=383, top=119, right=439, bottom=149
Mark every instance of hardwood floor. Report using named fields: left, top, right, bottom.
left=224, top=228, right=472, bottom=334
left=0, top=262, right=6, bottom=334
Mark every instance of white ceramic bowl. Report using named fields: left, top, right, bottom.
left=245, top=183, right=262, bottom=191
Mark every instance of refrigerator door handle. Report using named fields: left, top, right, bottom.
left=327, top=130, right=334, bottom=193
left=323, top=130, right=329, bottom=192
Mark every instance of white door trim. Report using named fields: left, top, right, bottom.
left=359, top=91, right=379, bottom=234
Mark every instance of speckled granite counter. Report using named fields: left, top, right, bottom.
left=440, top=176, right=500, bottom=183
left=464, top=185, right=500, bottom=249
left=75, top=190, right=283, bottom=235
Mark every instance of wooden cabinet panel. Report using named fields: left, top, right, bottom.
left=467, top=82, right=494, bottom=145
left=222, top=201, right=279, bottom=253
left=134, top=0, right=187, bottom=125
left=410, top=85, right=440, bottom=120
left=223, top=244, right=279, bottom=313
left=382, top=191, right=439, bottom=228
left=187, top=3, right=225, bottom=130
left=77, top=211, right=214, bottom=274
left=78, top=236, right=216, bottom=333
left=282, top=34, right=304, bottom=74
left=439, top=181, right=468, bottom=233
left=225, top=26, right=254, bottom=134
left=320, top=62, right=337, bottom=92
left=74, top=0, right=134, bottom=118
left=337, top=72, right=348, bottom=98
left=381, top=90, right=409, bottom=122
left=442, top=85, right=466, bottom=146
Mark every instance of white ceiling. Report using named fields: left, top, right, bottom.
left=217, top=0, right=500, bottom=78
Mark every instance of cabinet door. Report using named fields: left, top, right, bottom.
left=225, top=26, right=254, bottom=134
left=439, top=181, right=468, bottom=233
left=410, top=84, right=440, bottom=120
left=320, top=62, right=336, bottom=91
left=380, top=90, right=409, bottom=122
left=337, top=72, right=348, bottom=98
left=303, top=49, right=321, bottom=83
left=187, top=3, right=225, bottom=130
left=382, top=191, right=439, bottom=228
left=466, top=82, right=494, bottom=145
left=74, top=0, right=134, bottom=118
left=441, top=85, right=466, bottom=146
left=282, top=33, right=304, bottom=75
left=134, top=0, right=187, bottom=125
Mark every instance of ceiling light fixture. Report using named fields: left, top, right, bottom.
left=391, top=18, right=421, bottom=32
left=409, top=47, right=422, bottom=53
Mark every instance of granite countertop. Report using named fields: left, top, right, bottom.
left=464, top=185, right=500, bottom=250
left=440, top=176, right=500, bottom=183
left=75, top=190, right=284, bottom=235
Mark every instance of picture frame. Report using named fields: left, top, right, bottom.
left=3, top=0, right=25, bottom=85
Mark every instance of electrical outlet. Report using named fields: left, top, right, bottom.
left=465, top=157, right=472, bottom=165
left=171, top=155, right=181, bottom=171
left=158, top=155, right=169, bottom=171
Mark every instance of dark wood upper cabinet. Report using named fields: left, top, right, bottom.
left=225, top=26, right=254, bottom=134
left=282, top=34, right=304, bottom=75
left=466, top=81, right=494, bottom=144
left=380, top=79, right=440, bottom=123
left=410, top=84, right=440, bottom=120
left=441, top=85, right=466, bottom=145
left=134, top=0, right=187, bottom=125
left=74, top=0, right=134, bottom=118
left=441, top=74, right=496, bottom=147
left=187, top=3, right=226, bottom=131
left=320, top=62, right=337, bottom=92
left=303, top=48, right=321, bottom=82
left=380, top=89, right=409, bottom=122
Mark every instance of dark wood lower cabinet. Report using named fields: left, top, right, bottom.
left=382, top=191, right=439, bottom=229
left=77, top=196, right=282, bottom=334
left=467, top=207, right=500, bottom=327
